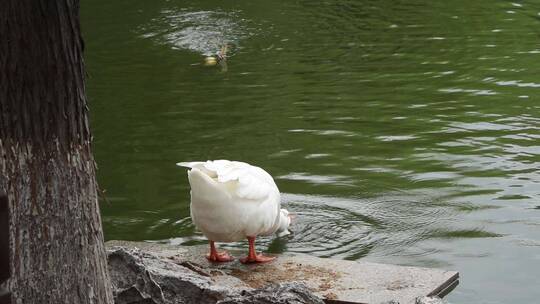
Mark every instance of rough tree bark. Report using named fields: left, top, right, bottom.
left=0, top=1, right=113, bottom=303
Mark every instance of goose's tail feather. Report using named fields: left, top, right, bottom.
left=176, top=161, right=204, bottom=168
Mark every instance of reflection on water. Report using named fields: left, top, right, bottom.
left=83, top=0, right=540, bottom=303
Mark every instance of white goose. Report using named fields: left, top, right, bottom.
left=177, top=160, right=291, bottom=263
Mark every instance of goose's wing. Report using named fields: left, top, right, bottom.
left=177, top=160, right=277, bottom=200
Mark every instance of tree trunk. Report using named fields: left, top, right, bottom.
left=0, top=1, right=113, bottom=303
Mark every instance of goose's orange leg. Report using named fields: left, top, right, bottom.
left=240, top=236, right=275, bottom=264
left=207, top=241, right=234, bottom=262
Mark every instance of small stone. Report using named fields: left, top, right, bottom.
left=415, top=296, right=446, bottom=304
left=217, top=282, right=325, bottom=304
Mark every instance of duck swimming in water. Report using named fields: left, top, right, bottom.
left=177, top=160, right=291, bottom=263
left=204, top=44, right=228, bottom=66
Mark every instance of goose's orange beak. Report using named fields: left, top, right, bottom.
left=288, top=213, right=296, bottom=223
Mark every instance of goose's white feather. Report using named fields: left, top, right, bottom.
left=177, top=160, right=290, bottom=242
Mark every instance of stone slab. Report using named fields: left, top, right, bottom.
left=106, top=240, right=459, bottom=304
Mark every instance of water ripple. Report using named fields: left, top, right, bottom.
left=139, top=9, right=250, bottom=55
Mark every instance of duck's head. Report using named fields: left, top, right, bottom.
left=204, top=56, right=218, bottom=66
left=276, top=209, right=292, bottom=237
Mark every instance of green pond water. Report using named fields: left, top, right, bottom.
left=82, top=1, right=540, bottom=303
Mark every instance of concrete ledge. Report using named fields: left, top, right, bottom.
left=106, top=240, right=458, bottom=304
